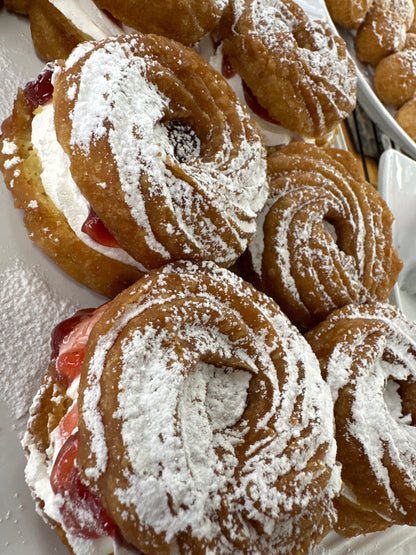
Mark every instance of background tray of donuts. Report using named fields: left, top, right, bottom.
left=324, top=0, right=416, bottom=160
left=1, top=1, right=416, bottom=554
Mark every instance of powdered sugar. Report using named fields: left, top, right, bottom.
left=64, top=36, right=268, bottom=267
left=81, top=261, right=340, bottom=552
left=249, top=0, right=357, bottom=111
left=0, top=259, right=79, bottom=421
left=309, top=302, right=416, bottom=518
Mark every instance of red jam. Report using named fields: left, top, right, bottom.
left=23, top=62, right=56, bottom=111
left=59, top=402, right=79, bottom=442
left=56, top=349, right=86, bottom=386
left=222, top=55, right=237, bottom=79
left=81, top=207, right=120, bottom=249
left=50, top=431, right=117, bottom=540
left=51, top=308, right=96, bottom=361
left=242, top=80, right=281, bottom=125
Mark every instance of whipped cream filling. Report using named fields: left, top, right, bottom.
left=31, top=103, right=145, bottom=271
left=24, top=385, right=133, bottom=555
left=23, top=307, right=137, bottom=555
left=49, top=0, right=124, bottom=40
left=66, top=37, right=268, bottom=267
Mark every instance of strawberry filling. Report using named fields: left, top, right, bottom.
left=221, top=54, right=237, bottom=80
left=50, top=305, right=116, bottom=540
left=81, top=207, right=120, bottom=249
left=50, top=431, right=117, bottom=539
left=24, top=62, right=56, bottom=111
left=241, top=80, right=281, bottom=125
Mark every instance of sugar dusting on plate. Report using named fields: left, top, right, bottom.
left=0, top=259, right=80, bottom=424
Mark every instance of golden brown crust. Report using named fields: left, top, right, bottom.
left=222, top=0, right=357, bottom=139
left=27, top=0, right=92, bottom=62
left=0, top=85, right=143, bottom=298
left=92, top=0, right=226, bottom=45
left=353, top=0, right=414, bottom=65
left=355, top=8, right=408, bottom=65
left=52, top=33, right=267, bottom=272
left=395, top=96, right=416, bottom=138
left=324, top=0, right=374, bottom=29
left=333, top=495, right=392, bottom=536
left=241, top=142, right=402, bottom=330
left=374, top=47, right=416, bottom=107
left=306, top=302, right=416, bottom=535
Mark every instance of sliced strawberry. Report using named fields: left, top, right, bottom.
left=50, top=432, right=116, bottom=539
left=59, top=403, right=79, bottom=441
left=51, top=308, right=96, bottom=360
left=56, top=349, right=85, bottom=386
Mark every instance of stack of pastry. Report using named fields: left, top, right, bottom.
left=0, top=1, right=414, bottom=553
left=4, top=0, right=357, bottom=143
left=325, top=0, right=416, bottom=140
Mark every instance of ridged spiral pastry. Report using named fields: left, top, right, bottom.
left=0, top=34, right=267, bottom=297
left=23, top=261, right=341, bottom=554
left=374, top=47, right=416, bottom=108
left=52, top=34, right=268, bottom=271
left=241, top=142, right=402, bottom=330
left=221, top=0, right=357, bottom=139
left=354, top=0, right=414, bottom=66
left=305, top=302, right=416, bottom=536
left=92, top=0, right=228, bottom=46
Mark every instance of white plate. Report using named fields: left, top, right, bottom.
left=1, top=5, right=416, bottom=554
left=378, top=149, right=416, bottom=321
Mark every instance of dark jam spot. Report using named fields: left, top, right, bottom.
left=101, top=9, right=123, bottom=27
left=23, top=62, right=56, bottom=111
left=242, top=80, right=281, bottom=125
left=81, top=207, right=120, bottom=249
left=50, top=308, right=96, bottom=360
left=222, top=54, right=237, bottom=79
left=165, top=121, right=200, bottom=163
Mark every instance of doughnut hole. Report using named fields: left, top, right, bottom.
left=163, top=120, right=201, bottom=163
left=321, top=213, right=358, bottom=275
left=355, top=10, right=407, bottom=66
left=398, top=380, right=416, bottom=426
left=384, top=378, right=414, bottom=425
